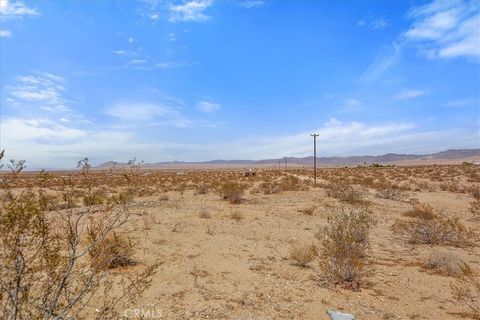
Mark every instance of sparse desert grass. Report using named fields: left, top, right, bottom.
left=450, top=263, right=480, bottom=319
left=402, top=201, right=437, bottom=220
left=314, top=205, right=375, bottom=290
left=289, top=242, right=316, bottom=267
left=375, top=187, right=408, bottom=201
left=230, top=210, right=243, bottom=221
left=421, top=250, right=462, bottom=276
left=88, top=232, right=137, bottom=270
left=198, top=209, right=211, bottom=219
left=1, top=158, right=479, bottom=319
left=298, top=205, right=316, bottom=215
left=470, top=199, right=480, bottom=219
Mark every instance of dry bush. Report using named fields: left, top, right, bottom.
left=450, top=263, right=480, bottom=319
left=88, top=232, right=137, bottom=270
left=158, top=194, right=169, bottom=201
left=230, top=210, right=243, bottom=221
left=194, top=183, right=209, bottom=195
left=289, top=242, right=316, bottom=267
left=298, top=205, right=316, bottom=215
left=0, top=154, right=159, bottom=319
left=422, top=250, right=462, bottom=276
left=219, top=181, right=245, bottom=204
left=402, top=202, right=437, bottom=220
left=392, top=210, right=477, bottom=247
left=375, top=188, right=407, bottom=201
left=198, top=209, right=211, bottom=219
left=314, top=205, right=375, bottom=289
left=278, top=175, right=309, bottom=191
left=257, top=181, right=280, bottom=195
left=326, top=181, right=366, bottom=204
left=470, top=199, right=480, bottom=219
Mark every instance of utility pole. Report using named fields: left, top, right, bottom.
left=311, top=134, right=319, bottom=186
left=284, top=157, right=287, bottom=172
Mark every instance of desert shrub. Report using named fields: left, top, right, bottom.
left=422, top=250, right=462, bottom=276
left=450, top=263, right=480, bottom=318
left=402, top=202, right=437, bottom=220
left=198, top=209, right=211, bottom=219
left=326, top=182, right=366, bottom=204
left=83, top=193, right=104, bottom=206
left=473, top=189, right=480, bottom=200
left=230, top=210, right=243, bottom=221
left=470, top=199, right=480, bottom=219
left=314, top=205, right=375, bottom=289
left=194, top=183, right=209, bottom=195
left=278, top=175, right=308, bottom=191
left=258, top=181, right=280, bottom=195
left=392, top=212, right=477, bottom=247
left=158, top=194, right=169, bottom=201
left=375, top=188, right=407, bottom=201
left=289, top=242, right=316, bottom=267
left=0, top=154, right=158, bottom=319
left=298, top=205, right=316, bottom=215
left=88, top=232, right=137, bottom=270
left=219, top=181, right=245, bottom=204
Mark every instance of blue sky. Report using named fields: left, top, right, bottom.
left=0, top=0, right=479, bottom=168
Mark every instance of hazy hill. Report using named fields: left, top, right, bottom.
left=96, top=148, right=480, bottom=169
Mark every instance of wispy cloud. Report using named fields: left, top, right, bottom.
left=138, top=0, right=213, bottom=23
left=442, top=98, right=476, bottom=107
left=6, top=72, right=71, bottom=112
left=0, top=29, right=11, bottom=37
left=405, top=0, right=480, bottom=60
left=394, top=89, right=427, bottom=100
left=169, top=0, right=213, bottom=22
left=0, top=0, right=38, bottom=18
left=197, top=100, right=221, bottom=113
left=3, top=117, right=477, bottom=168
left=359, top=41, right=402, bottom=83
left=358, top=17, right=389, bottom=29
left=103, top=99, right=216, bottom=128
left=239, top=0, right=267, bottom=9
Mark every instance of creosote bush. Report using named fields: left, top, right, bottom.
left=450, top=263, right=480, bottom=319
left=219, top=181, right=245, bottom=204
left=0, top=152, right=159, bottom=320
left=314, top=205, right=375, bottom=290
left=326, top=181, right=366, bottom=204
left=392, top=203, right=477, bottom=247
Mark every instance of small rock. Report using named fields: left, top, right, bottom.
left=326, top=310, right=355, bottom=320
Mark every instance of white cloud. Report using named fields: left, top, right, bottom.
left=197, top=100, right=221, bottom=113
left=103, top=100, right=213, bottom=128
left=239, top=1, right=266, bottom=9
left=6, top=73, right=70, bottom=111
left=0, top=0, right=38, bottom=18
left=360, top=41, right=402, bottom=83
left=2, top=115, right=477, bottom=169
left=0, top=29, right=11, bottom=37
left=394, top=89, right=427, bottom=100
left=169, top=0, right=213, bottom=22
left=358, top=17, right=389, bottom=29
left=344, top=98, right=361, bottom=107
left=405, top=0, right=480, bottom=60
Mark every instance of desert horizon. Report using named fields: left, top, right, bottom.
left=1, top=0, right=479, bottom=319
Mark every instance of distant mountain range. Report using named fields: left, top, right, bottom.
left=96, top=148, right=480, bottom=169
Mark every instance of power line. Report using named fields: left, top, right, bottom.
left=310, top=134, right=319, bottom=186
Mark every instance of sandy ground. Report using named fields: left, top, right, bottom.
left=85, top=183, right=480, bottom=319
